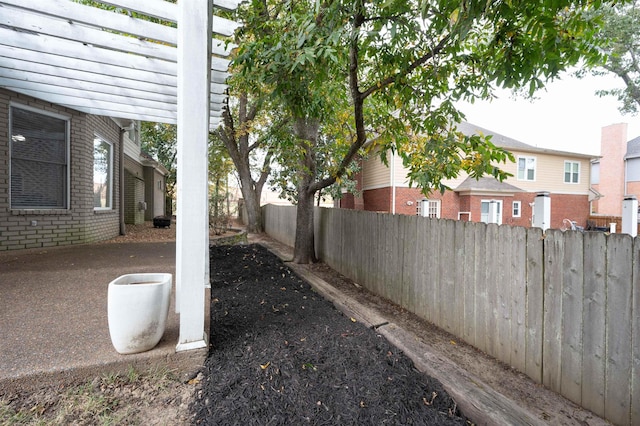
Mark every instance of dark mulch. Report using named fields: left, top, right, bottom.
left=191, top=244, right=469, bottom=425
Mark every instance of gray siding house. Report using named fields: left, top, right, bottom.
left=0, top=88, right=166, bottom=251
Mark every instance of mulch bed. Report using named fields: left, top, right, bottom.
left=191, top=244, right=470, bottom=425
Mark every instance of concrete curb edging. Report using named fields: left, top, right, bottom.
left=378, top=324, right=542, bottom=426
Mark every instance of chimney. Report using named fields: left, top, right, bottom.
left=597, top=123, right=628, bottom=216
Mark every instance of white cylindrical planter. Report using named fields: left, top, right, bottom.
left=107, top=273, right=172, bottom=354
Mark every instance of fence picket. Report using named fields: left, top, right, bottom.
left=401, top=215, right=419, bottom=313
left=440, top=220, right=456, bottom=335
left=525, top=227, right=544, bottom=384
left=496, top=225, right=512, bottom=366
left=632, top=238, right=640, bottom=426
left=414, top=217, right=429, bottom=321
left=473, top=222, right=488, bottom=353
left=510, top=226, right=527, bottom=374
left=462, top=221, right=477, bottom=347
left=582, top=231, right=607, bottom=417
left=560, top=230, right=584, bottom=406
left=543, top=230, right=564, bottom=391
left=605, top=235, right=633, bottom=425
left=452, top=220, right=466, bottom=338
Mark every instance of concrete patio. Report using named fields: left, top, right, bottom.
left=0, top=239, right=207, bottom=393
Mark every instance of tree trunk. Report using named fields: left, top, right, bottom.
left=293, top=186, right=316, bottom=264
left=237, top=171, right=264, bottom=234
left=292, top=117, right=319, bottom=263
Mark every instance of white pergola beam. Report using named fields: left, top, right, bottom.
left=0, top=27, right=177, bottom=75
left=1, top=5, right=178, bottom=61
left=1, top=0, right=178, bottom=45
left=0, top=44, right=176, bottom=87
left=0, top=60, right=177, bottom=98
left=94, top=0, right=241, bottom=34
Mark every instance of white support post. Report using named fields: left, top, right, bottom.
left=175, top=0, right=212, bottom=352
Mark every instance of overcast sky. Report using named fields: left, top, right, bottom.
left=456, top=71, right=640, bottom=156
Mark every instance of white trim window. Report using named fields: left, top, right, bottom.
left=564, top=161, right=580, bottom=184
left=517, top=156, right=536, bottom=181
left=417, top=199, right=441, bottom=218
left=93, top=135, right=113, bottom=209
left=512, top=201, right=521, bottom=218
left=481, top=200, right=503, bottom=224
left=10, top=104, right=70, bottom=209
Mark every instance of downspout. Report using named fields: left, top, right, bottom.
left=119, top=128, right=126, bottom=235
left=390, top=151, right=396, bottom=214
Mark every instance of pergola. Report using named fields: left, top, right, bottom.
left=0, top=0, right=240, bottom=351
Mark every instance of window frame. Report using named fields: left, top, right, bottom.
left=564, top=160, right=580, bottom=184
left=9, top=103, right=70, bottom=210
left=517, top=156, right=537, bottom=181
left=417, top=199, right=441, bottom=218
left=481, top=199, right=503, bottom=225
left=512, top=201, right=521, bottom=218
left=93, top=134, right=114, bottom=210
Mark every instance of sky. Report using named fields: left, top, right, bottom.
left=456, top=71, right=640, bottom=156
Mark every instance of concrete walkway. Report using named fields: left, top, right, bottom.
left=0, top=240, right=206, bottom=393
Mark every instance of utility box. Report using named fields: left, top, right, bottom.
left=532, top=192, right=551, bottom=231
left=622, top=196, right=638, bottom=237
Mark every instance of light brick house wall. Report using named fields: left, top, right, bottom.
left=0, top=88, right=121, bottom=251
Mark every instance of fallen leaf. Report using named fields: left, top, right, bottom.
left=280, top=287, right=287, bottom=291
left=260, top=361, right=271, bottom=370
left=450, top=340, right=457, bottom=345
left=350, top=317, right=357, bottom=323
left=188, top=378, right=200, bottom=385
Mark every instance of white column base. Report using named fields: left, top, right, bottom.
left=176, top=334, right=208, bottom=352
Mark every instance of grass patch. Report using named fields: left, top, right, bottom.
left=0, top=366, right=189, bottom=425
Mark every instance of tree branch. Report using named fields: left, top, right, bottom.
left=360, top=33, right=451, bottom=100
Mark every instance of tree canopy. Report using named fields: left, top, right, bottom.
left=589, top=0, right=640, bottom=114
left=232, top=0, right=612, bottom=262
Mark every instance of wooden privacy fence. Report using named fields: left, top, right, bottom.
left=262, top=204, right=639, bottom=426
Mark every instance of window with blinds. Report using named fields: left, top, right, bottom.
left=10, top=106, right=69, bottom=209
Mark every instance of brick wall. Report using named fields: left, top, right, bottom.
left=363, top=187, right=392, bottom=213
left=0, top=89, right=121, bottom=251
left=353, top=180, right=590, bottom=230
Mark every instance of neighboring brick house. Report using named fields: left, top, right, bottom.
left=0, top=88, right=166, bottom=250
left=339, top=122, right=595, bottom=229
left=591, top=122, right=640, bottom=215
